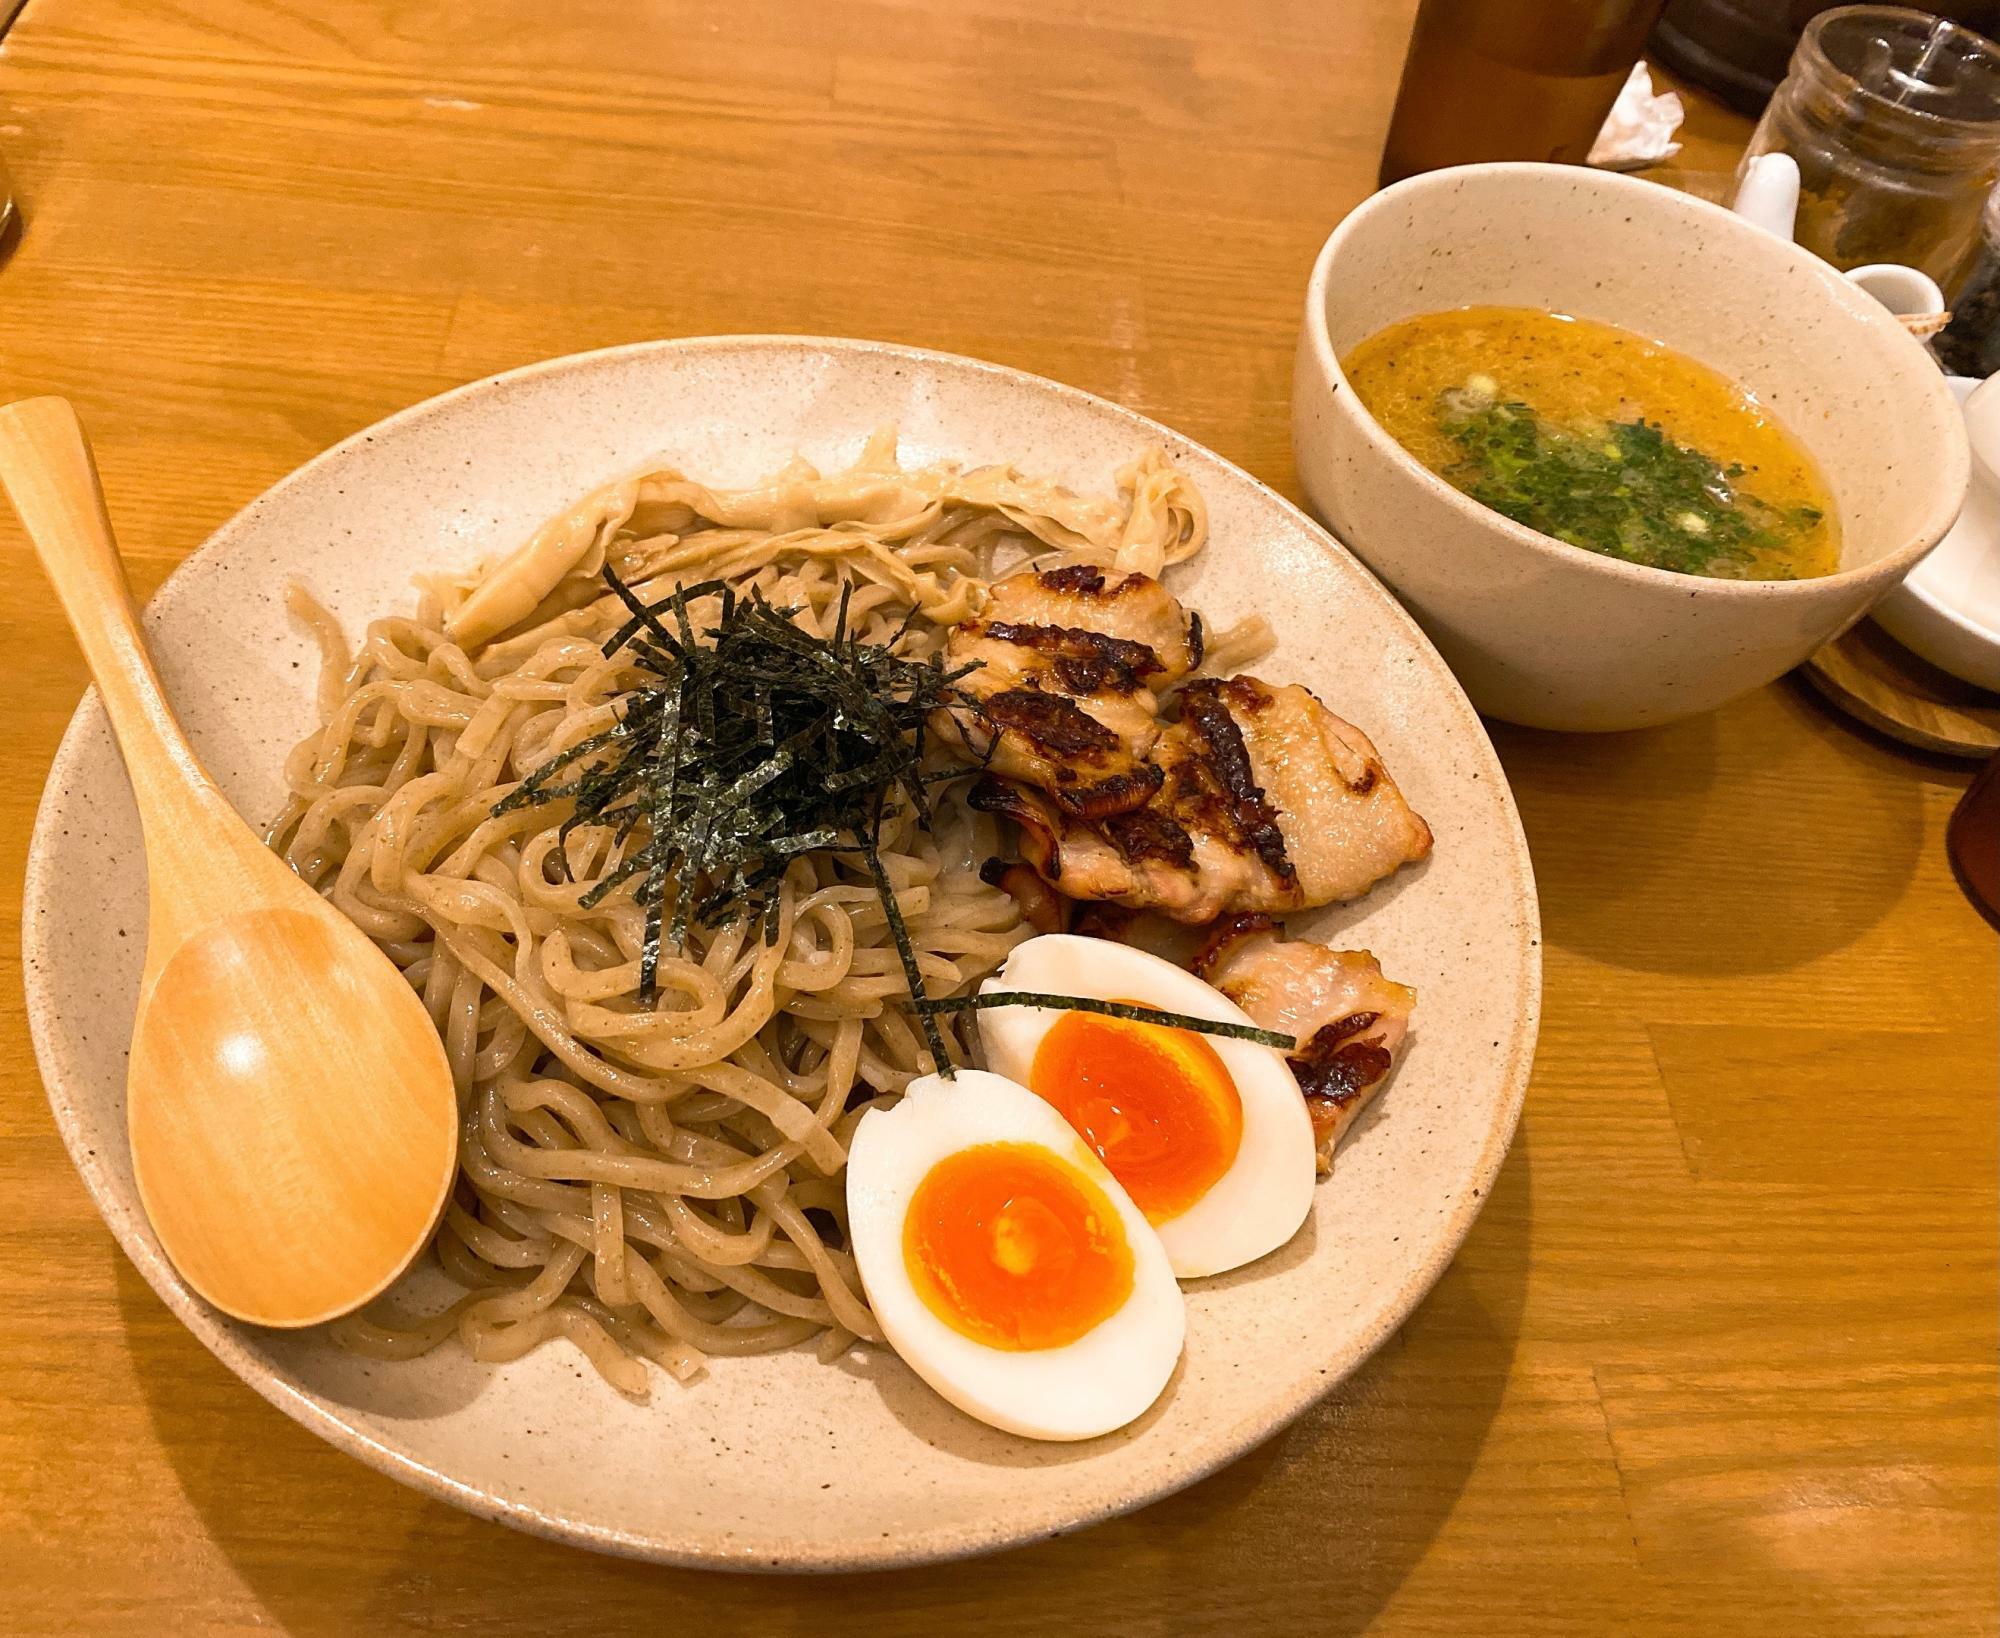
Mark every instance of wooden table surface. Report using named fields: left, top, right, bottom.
left=1, top=2, right=1993, bottom=1632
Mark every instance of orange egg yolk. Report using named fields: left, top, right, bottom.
left=903, top=1141, right=1135, bottom=1351
left=1029, top=1004, right=1244, bottom=1223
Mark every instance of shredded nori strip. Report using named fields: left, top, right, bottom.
left=492, top=567, right=1296, bottom=1077
left=494, top=567, right=978, bottom=1055
left=919, top=992, right=1295, bottom=1051
left=864, top=791, right=954, bottom=1074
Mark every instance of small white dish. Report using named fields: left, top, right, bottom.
left=1872, top=373, right=2000, bottom=692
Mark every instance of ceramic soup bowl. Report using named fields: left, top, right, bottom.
left=1293, top=162, right=1968, bottom=733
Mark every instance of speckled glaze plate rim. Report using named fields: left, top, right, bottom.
left=23, top=335, right=1541, bottom=1572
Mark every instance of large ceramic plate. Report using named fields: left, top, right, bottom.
left=23, top=337, right=1539, bottom=1570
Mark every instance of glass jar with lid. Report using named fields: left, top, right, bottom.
left=1739, top=6, right=2000, bottom=300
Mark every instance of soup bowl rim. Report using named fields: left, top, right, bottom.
left=1300, top=161, right=1970, bottom=601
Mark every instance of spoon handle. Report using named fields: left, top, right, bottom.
left=0, top=397, right=217, bottom=836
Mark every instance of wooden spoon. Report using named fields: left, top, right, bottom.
left=0, top=397, right=457, bottom=1327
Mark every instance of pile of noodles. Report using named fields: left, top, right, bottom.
left=267, top=428, right=1230, bottom=1396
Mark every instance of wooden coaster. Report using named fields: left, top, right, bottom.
left=1802, top=620, right=2000, bottom=758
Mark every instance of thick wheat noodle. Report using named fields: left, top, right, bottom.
left=270, top=428, right=1217, bottom=1397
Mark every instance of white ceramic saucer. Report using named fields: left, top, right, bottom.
left=1874, top=373, right=2000, bottom=693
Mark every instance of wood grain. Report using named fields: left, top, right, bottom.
left=1804, top=623, right=2000, bottom=759
left=0, top=4, right=1992, bottom=1634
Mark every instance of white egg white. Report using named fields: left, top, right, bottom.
left=976, top=933, right=1316, bottom=1279
left=846, top=1068, right=1185, bottom=1442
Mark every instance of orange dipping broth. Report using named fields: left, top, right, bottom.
left=1342, top=306, right=1841, bottom=581
left=903, top=1142, right=1135, bottom=1351
left=1029, top=1005, right=1244, bottom=1223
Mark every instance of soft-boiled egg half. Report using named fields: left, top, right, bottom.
left=977, top=934, right=1315, bottom=1279
left=847, top=1069, right=1184, bottom=1441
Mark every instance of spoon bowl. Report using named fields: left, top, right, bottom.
left=0, top=396, right=457, bottom=1328
left=129, top=904, right=458, bottom=1326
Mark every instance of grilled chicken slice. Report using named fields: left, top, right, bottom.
left=971, top=774, right=1162, bottom=900
left=1220, top=678, right=1433, bottom=906
left=938, top=564, right=1202, bottom=820
left=969, top=675, right=1431, bottom=923
left=974, top=564, right=1204, bottom=672
left=1192, top=914, right=1415, bottom=1171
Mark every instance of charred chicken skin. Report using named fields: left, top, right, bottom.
left=1193, top=914, right=1415, bottom=1170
